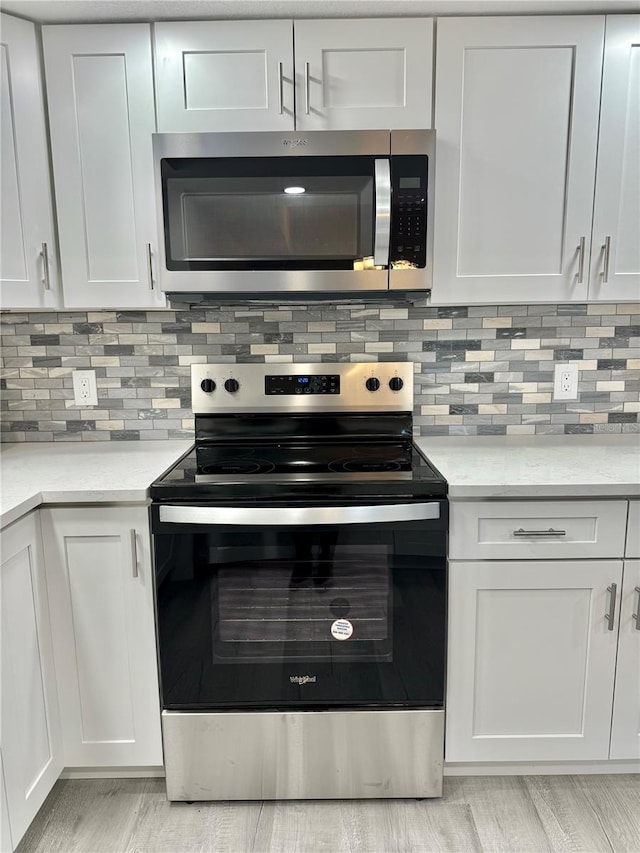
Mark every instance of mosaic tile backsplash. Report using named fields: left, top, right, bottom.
left=1, top=301, right=639, bottom=441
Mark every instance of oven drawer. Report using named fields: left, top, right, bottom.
left=449, top=500, right=627, bottom=560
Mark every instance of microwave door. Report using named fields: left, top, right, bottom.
left=373, top=159, right=391, bottom=267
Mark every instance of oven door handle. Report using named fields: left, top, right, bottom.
left=158, top=502, right=440, bottom=526
left=373, top=158, right=391, bottom=267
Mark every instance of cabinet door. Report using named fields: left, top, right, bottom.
left=589, top=16, right=640, bottom=302
left=0, top=751, right=12, bottom=853
left=155, top=20, right=294, bottom=132
left=1, top=512, right=63, bottom=849
left=41, top=506, right=162, bottom=768
left=294, top=19, right=433, bottom=131
left=446, top=560, right=622, bottom=762
left=43, top=24, right=164, bottom=309
left=0, top=14, right=59, bottom=308
left=610, top=561, right=640, bottom=759
left=432, top=16, right=604, bottom=305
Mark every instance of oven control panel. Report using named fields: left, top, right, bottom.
left=266, top=374, right=340, bottom=395
left=192, top=362, right=413, bottom=414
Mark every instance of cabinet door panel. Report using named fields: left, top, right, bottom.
left=433, top=16, right=603, bottom=304
left=41, top=506, right=162, bottom=768
left=154, top=21, right=294, bottom=132
left=610, top=561, right=640, bottom=759
left=589, top=16, right=640, bottom=301
left=43, top=24, right=163, bottom=308
left=446, top=560, right=622, bottom=762
left=0, top=14, right=59, bottom=308
left=294, top=19, right=432, bottom=130
left=1, top=512, right=62, bottom=848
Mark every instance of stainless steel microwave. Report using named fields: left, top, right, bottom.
left=152, top=130, right=435, bottom=299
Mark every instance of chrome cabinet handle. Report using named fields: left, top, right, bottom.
left=513, top=528, right=567, bottom=537
left=633, top=586, right=640, bottom=631
left=605, top=582, right=617, bottom=631
left=146, top=243, right=155, bottom=290
left=304, top=62, right=310, bottom=115
left=40, top=242, right=51, bottom=290
left=159, top=502, right=440, bottom=526
left=130, top=528, right=139, bottom=578
left=373, top=159, right=391, bottom=267
left=602, top=235, right=611, bottom=283
left=577, top=236, right=586, bottom=284
left=277, top=62, right=284, bottom=114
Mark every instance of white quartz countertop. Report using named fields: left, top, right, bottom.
left=415, top=435, right=640, bottom=499
left=0, top=440, right=192, bottom=529
left=1, top=435, right=638, bottom=529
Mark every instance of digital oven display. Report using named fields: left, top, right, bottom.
left=265, top=375, right=340, bottom=395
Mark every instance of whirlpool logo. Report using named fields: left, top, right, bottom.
left=289, top=675, right=317, bottom=684
left=282, top=138, right=308, bottom=148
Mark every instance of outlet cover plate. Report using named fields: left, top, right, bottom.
left=72, top=370, right=98, bottom=406
left=553, top=363, right=579, bottom=401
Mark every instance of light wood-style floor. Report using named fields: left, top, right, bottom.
left=16, top=775, right=640, bottom=853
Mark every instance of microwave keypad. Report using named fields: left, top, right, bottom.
left=391, top=193, right=427, bottom=268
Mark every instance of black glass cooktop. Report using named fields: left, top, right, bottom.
left=151, top=439, right=446, bottom=501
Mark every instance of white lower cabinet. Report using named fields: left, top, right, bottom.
left=446, top=559, right=623, bottom=762
left=1, top=512, right=63, bottom=851
left=446, top=498, right=638, bottom=765
left=610, top=506, right=640, bottom=760
left=40, top=506, right=163, bottom=768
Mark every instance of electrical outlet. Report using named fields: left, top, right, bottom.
left=72, top=369, right=98, bottom=406
left=553, top=363, right=579, bottom=401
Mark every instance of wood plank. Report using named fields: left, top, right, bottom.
left=573, top=774, right=640, bottom=853
left=524, top=776, right=614, bottom=852
left=16, top=779, right=150, bottom=853
left=252, top=799, right=481, bottom=852
left=123, top=780, right=262, bottom=853
left=459, top=776, right=553, bottom=852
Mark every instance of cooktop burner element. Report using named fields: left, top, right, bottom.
left=150, top=362, right=447, bottom=501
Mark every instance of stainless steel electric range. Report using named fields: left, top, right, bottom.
left=150, top=362, right=447, bottom=801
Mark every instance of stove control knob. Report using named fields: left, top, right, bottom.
left=200, top=378, right=216, bottom=393
left=224, top=378, right=240, bottom=393
left=389, top=377, right=404, bottom=392
left=365, top=377, right=381, bottom=392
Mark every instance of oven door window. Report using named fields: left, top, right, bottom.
left=160, top=156, right=376, bottom=271
left=155, top=513, right=446, bottom=711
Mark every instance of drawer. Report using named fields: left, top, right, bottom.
left=449, top=500, right=627, bottom=560
left=626, top=501, right=640, bottom=557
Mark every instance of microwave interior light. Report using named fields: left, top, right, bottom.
left=284, top=186, right=306, bottom=194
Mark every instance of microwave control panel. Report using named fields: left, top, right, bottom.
left=390, top=155, right=428, bottom=269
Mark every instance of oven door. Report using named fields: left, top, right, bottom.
left=151, top=499, right=447, bottom=711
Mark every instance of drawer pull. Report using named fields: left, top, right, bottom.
left=605, top=583, right=617, bottom=631
left=633, top=587, right=640, bottom=631
left=513, top=528, right=567, bottom=537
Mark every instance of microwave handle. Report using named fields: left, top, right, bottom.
left=373, top=159, right=391, bottom=267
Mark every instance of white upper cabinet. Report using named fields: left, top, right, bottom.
left=293, top=19, right=432, bottom=131
left=42, top=24, right=165, bottom=309
left=0, top=14, right=59, bottom=309
left=155, top=20, right=294, bottom=132
left=432, top=16, right=604, bottom=305
left=154, top=18, right=433, bottom=133
left=589, top=16, right=640, bottom=302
